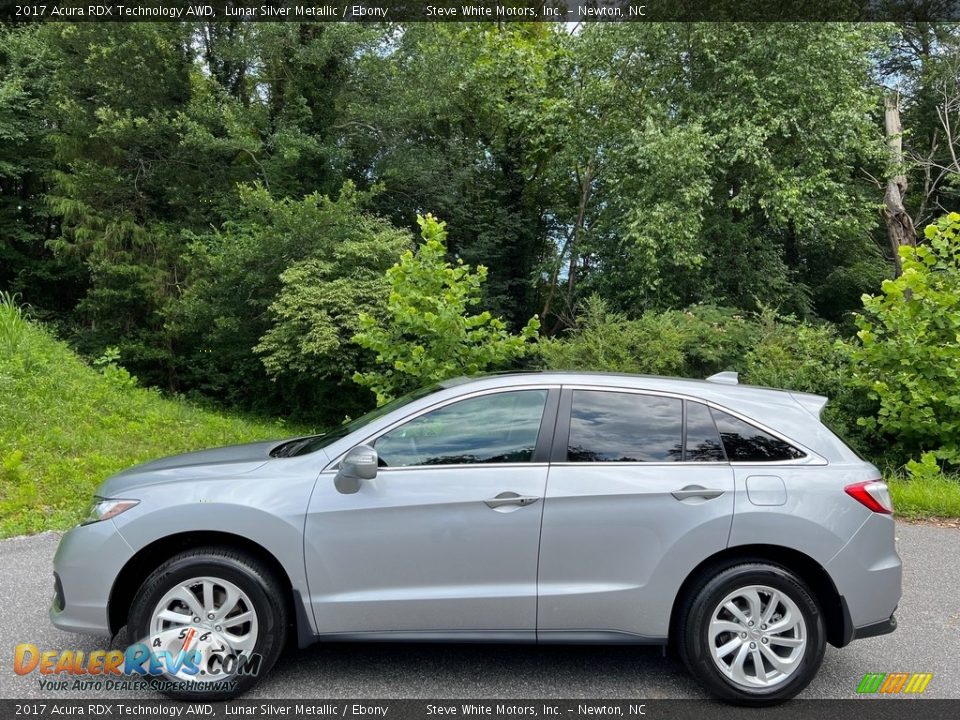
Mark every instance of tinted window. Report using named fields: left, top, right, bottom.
left=710, top=409, right=805, bottom=462
left=375, top=390, right=547, bottom=467
left=567, top=391, right=683, bottom=462
left=685, top=401, right=726, bottom=462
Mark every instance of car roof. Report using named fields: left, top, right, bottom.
left=441, top=371, right=812, bottom=406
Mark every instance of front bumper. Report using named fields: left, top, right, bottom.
left=49, top=519, right=134, bottom=636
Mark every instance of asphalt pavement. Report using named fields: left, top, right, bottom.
left=1, top=523, right=957, bottom=700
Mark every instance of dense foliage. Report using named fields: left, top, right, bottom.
left=1, top=20, right=959, bottom=478
left=853, top=213, right=960, bottom=465
left=354, top=215, right=539, bottom=405
left=537, top=298, right=761, bottom=378
left=173, top=182, right=409, bottom=422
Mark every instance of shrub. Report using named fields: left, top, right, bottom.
left=852, top=212, right=960, bottom=466
left=171, top=182, right=408, bottom=422
left=0, top=292, right=30, bottom=355
left=537, top=296, right=760, bottom=378
left=353, top=214, right=540, bottom=405
left=741, top=312, right=874, bottom=454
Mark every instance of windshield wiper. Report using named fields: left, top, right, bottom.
left=270, top=436, right=322, bottom=458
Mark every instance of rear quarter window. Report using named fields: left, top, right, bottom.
left=710, top=408, right=805, bottom=462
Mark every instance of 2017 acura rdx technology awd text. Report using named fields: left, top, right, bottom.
left=51, top=371, right=901, bottom=704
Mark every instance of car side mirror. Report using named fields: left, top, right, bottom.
left=334, top=444, right=378, bottom=494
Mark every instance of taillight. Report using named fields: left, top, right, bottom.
left=844, top=480, right=893, bottom=515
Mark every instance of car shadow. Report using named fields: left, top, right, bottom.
left=249, top=642, right=704, bottom=699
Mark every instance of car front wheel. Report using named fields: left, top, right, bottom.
left=127, top=547, right=288, bottom=700
left=678, top=562, right=826, bottom=705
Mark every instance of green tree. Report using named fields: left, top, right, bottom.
left=40, top=23, right=202, bottom=384
left=344, top=23, right=566, bottom=326
left=538, top=24, right=889, bottom=322
left=0, top=24, right=86, bottom=315
left=2, top=19, right=951, bottom=437
left=353, top=215, right=540, bottom=405
left=34, top=22, right=368, bottom=394
left=172, top=182, right=408, bottom=421
left=852, top=212, right=960, bottom=465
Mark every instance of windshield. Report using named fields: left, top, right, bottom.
left=275, top=383, right=445, bottom=457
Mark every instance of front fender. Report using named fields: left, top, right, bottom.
left=109, top=473, right=318, bottom=635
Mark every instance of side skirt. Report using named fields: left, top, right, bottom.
left=303, top=629, right=668, bottom=646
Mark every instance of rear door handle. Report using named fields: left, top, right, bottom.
left=484, top=492, right=541, bottom=509
left=671, top=485, right=725, bottom=501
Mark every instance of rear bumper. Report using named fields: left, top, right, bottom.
left=854, top=612, right=898, bottom=640
left=825, top=513, right=902, bottom=636
left=835, top=595, right=897, bottom=647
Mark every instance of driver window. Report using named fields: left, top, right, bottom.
left=374, top=390, right=548, bottom=468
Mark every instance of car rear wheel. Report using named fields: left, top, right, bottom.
left=678, top=562, right=825, bottom=705
left=128, top=547, right=287, bottom=700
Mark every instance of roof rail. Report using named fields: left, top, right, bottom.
left=706, top=371, right=739, bottom=385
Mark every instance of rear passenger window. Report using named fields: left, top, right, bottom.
left=685, top=401, right=726, bottom=462
left=567, top=391, right=683, bottom=462
left=710, top=409, right=805, bottom=462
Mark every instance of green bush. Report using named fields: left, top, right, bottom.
left=353, top=215, right=540, bottom=405
left=538, top=296, right=760, bottom=377
left=741, top=312, right=875, bottom=454
left=852, top=212, right=960, bottom=466
left=0, top=291, right=30, bottom=355
left=170, top=182, right=409, bottom=423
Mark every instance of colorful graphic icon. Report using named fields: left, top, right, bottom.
left=856, top=672, right=933, bottom=694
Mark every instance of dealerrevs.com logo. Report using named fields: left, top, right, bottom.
left=13, top=626, right=261, bottom=693
left=856, top=672, right=934, bottom=695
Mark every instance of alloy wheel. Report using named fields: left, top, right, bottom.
left=707, top=583, right=807, bottom=689
left=149, top=575, right=259, bottom=682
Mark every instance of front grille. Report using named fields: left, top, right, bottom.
left=53, top=572, right=65, bottom=612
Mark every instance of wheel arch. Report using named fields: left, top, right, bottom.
left=668, top=544, right=849, bottom=649
left=108, top=530, right=309, bottom=647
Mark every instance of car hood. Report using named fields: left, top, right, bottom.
left=97, top=439, right=282, bottom=496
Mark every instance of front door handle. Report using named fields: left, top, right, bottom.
left=671, top=485, right=725, bottom=501
left=484, top=492, right=541, bottom=509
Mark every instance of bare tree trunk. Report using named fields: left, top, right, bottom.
left=541, top=162, right=593, bottom=334
left=882, top=92, right=916, bottom=276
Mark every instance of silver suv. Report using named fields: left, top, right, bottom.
left=51, top=372, right=901, bottom=704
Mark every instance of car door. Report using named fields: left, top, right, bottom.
left=304, top=387, right=559, bottom=638
left=537, top=387, right=735, bottom=642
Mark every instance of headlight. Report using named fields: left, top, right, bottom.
left=81, top=497, right=139, bottom=525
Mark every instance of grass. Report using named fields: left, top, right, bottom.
left=0, top=296, right=306, bottom=537
left=887, top=473, right=960, bottom=520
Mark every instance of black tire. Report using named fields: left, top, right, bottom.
left=677, top=562, right=825, bottom=706
left=128, top=547, right=288, bottom=700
